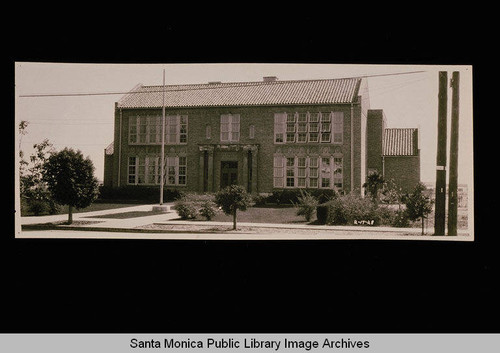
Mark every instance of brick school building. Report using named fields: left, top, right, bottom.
left=103, top=76, right=420, bottom=196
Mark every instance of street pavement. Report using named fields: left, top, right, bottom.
left=17, top=203, right=472, bottom=241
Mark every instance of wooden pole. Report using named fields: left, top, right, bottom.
left=447, top=71, right=460, bottom=235
left=160, top=69, right=166, bottom=205
left=434, top=71, right=448, bottom=235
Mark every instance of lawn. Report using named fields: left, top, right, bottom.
left=21, top=201, right=141, bottom=217
left=208, top=205, right=305, bottom=224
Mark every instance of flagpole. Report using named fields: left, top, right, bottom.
left=160, top=69, right=166, bottom=205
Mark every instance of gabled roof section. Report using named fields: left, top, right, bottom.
left=116, top=77, right=363, bottom=109
left=383, top=128, right=419, bottom=156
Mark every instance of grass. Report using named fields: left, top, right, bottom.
left=21, top=201, right=143, bottom=217
left=202, top=205, right=306, bottom=224
left=85, top=210, right=170, bottom=219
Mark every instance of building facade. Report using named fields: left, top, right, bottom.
left=103, top=76, right=420, bottom=196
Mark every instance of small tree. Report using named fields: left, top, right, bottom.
left=43, top=148, right=99, bottom=224
left=215, top=185, right=253, bottom=230
left=403, top=182, right=434, bottom=235
left=363, top=172, right=385, bottom=206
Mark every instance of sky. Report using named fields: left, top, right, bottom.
left=14, top=62, right=474, bottom=187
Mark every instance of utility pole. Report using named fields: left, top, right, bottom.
left=434, top=71, right=448, bottom=235
left=447, top=71, right=460, bottom=235
left=160, top=69, right=166, bottom=205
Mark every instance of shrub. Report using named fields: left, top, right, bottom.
left=252, top=193, right=269, bottom=207
left=294, top=191, right=318, bottom=222
left=173, top=193, right=218, bottom=220
left=174, top=201, right=199, bottom=219
left=27, top=199, right=50, bottom=216
left=392, top=208, right=410, bottom=227
left=316, top=193, right=383, bottom=225
left=199, top=199, right=218, bottom=221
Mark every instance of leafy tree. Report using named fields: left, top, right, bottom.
left=19, top=137, right=60, bottom=215
left=215, top=185, right=253, bottom=230
left=363, top=172, right=385, bottom=206
left=403, top=182, right=434, bottom=235
left=43, top=148, right=99, bottom=224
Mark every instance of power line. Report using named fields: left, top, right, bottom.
left=18, top=70, right=427, bottom=98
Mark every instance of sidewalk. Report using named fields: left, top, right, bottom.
left=18, top=204, right=472, bottom=240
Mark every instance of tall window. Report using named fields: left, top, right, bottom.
left=286, top=157, right=295, bottom=187
left=297, top=113, right=307, bottom=143
left=320, top=112, right=332, bottom=143
left=220, top=114, right=240, bottom=142
left=286, top=113, right=296, bottom=142
left=205, top=124, right=211, bottom=139
left=274, top=113, right=286, bottom=143
left=309, top=157, right=319, bottom=188
left=166, top=156, right=187, bottom=186
left=129, top=115, right=188, bottom=145
left=321, top=157, right=331, bottom=188
left=333, top=112, right=344, bottom=143
left=333, top=157, right=343, bottom=190
left=273, top=155, right=284, bottom=187
left=249, top=125, right=255, bottom=139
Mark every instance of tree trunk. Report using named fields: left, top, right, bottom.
left=232, top=208, right=237, bottom=230
left=68, top=205, right=73, bottom=225
left=421, top=217, right=425, bottom=235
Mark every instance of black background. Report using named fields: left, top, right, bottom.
left=6, top=5, right=497, bottom=333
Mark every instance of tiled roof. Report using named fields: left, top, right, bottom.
left=117, top=77, right=362, bottom=108
left=383, top=128, right=418, bottom=156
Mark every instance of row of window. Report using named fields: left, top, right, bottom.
left=127, top=154, right=343, bottom=190
left=129, top=115, right=188, bottom=144
left=128, top=156, right=187, bottom=185
left=128, top=112, right=344, bottom=145
left=273, top=155, right=343, bottom=189
left=274, top=112, right=344, bottom=144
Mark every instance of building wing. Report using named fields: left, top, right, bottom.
left=383, top=128, right=419, bottom=156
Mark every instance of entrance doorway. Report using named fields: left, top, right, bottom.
left=220, top=161, right=238, bottom=189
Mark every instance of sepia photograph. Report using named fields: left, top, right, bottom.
left=14, top=63, right=474, bottom=241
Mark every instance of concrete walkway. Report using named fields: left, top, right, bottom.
left=18, top=203, right=472, bottom=240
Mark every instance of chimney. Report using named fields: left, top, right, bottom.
left=263, top=76, right=278, bottom=82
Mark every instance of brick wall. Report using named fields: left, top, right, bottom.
left=366, top=109, right=385, bottom=175
left=383, top=155, right=421, bottom=193
left=108, top=103, right=361, bottom=194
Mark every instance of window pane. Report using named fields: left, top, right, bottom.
left=287, top=157, right=295, bottom=167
